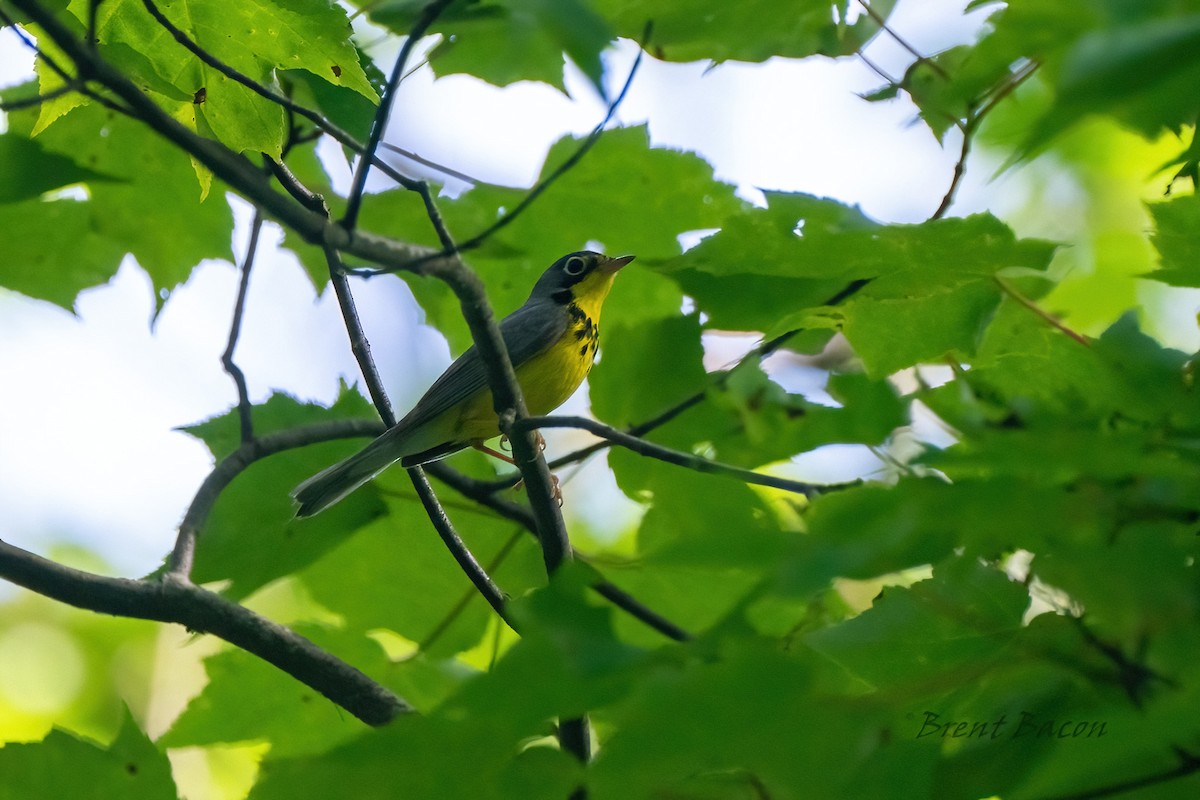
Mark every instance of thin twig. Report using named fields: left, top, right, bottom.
left=381, top=142, right=485, bottom=185
left=1047, top=747, right=1200, bottom=800
left=363, top=25, right=650, bottom=278
left=451, top=40, right=645, bottom=253
left=592, top=582, right=691, bottom=641
left=930, top=61, right=1039, bottom=219
left=931, top=126, right=971, bottom=220
left=424, top=463, right=693, bottom=642
left=858, top=0, right=949, bottom=79
left=0, top=7, right=131, bottom=115
left=0, top=537, right=408, bottom=725
left=222, top=209, right=263, bottom=443
left=0, top=83, right=75, bottom=111
left=515, top=416, right=836, bottom=497
left=324, top=244, right=398, bottom=426
left=995, top=276, right=1090, bottom=347
left=343, top=0, right=457, bottom=229
left=418, top=529, right=524, bottom=653
left=409, top=467, right=511, bottom=622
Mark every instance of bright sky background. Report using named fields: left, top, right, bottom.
left=0, top=0, right=996, bottom=576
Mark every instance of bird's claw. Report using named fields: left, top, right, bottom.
left=512, top=471, right=562, bottom=506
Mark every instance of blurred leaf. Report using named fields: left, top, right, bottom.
left=806, top=557, right=1029, bottom=688
left=1147, top=194, right=1200, bottom=287
left=298, top=486, right=545, bottom=659
left=161, top=626, right=380, bottom=757
left=0, top=133, right=115, bottom=203
left=1024, top=16, right=1200, bottom=152
left=0, top=709, right=176, bottom=800
left=590, top=314, right=707, bottom=428
left=594, top=0, right=895, bottom=63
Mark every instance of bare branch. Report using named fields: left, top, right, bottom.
left=167, top=419, right=381, bottom=577
left=0, top=537, right=408, bottom=726
left=516, top=416, right=839, bottom=498
left=409, top=467, right=511, bottom=623
left=451, top=40, right=646, bottom=254
left=222, top=209, right=263, bottom=444
left=343, top=0, right=457, bottom=230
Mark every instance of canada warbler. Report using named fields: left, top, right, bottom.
left=292, top=250, right=634, bottom=517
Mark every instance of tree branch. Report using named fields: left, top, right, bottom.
left=0, top=537, right=409, bottom=726
left=515, top=416, right=836, bottom=497
left=8, top=0, right=456, bottom=277
left=221, top=207, right=263, bottom=444
left=1047, top=747, right=1200, bottom=800
left=167, top=420, right=382, bottom=577
left=409, top=467, right=511, bottom=624
left=342, top=0, right=457, bottom=230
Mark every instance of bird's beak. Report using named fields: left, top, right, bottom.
left=600, top=254, right=635, bottom=274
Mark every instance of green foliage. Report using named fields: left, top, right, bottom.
left=4, top=0, right=1200, bottom=799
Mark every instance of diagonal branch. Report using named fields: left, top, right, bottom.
left=0, top=537, right=408, bottom=726
left=451, top=37, right=646, bottom=254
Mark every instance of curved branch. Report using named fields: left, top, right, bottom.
left=0, top=537, right=408, bottom=726
left=167, top=419, right=382, bottom=577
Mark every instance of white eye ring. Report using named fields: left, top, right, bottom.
left=564, top=256, right=587, bottom=276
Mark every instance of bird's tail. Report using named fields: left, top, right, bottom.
left=292, top=437, right=400, bottom=517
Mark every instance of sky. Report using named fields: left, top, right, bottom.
left=0, top=0, right=992, bottom=576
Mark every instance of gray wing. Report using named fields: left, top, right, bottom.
left=396, top=299, right=568, bottom=433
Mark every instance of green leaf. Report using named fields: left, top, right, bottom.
left=5, top=102, right=234, bottom=305
left=590, top=314, right=707, bottom=428
left=0, top=710, right=176, bottom=800
left=374, top=0, right=614, bottom=94
left=345, top=125, right=741, bottom=351
left=0, top=133, right=115, bottom=203
left=590, top=639, right=908, bottom=799
left=161, top=626, right=381, bottom=757
left=705, top=363, right=908, bottom=467
left=298, top=486, right=546, bottom=659
left=70, top=0, right=377, bottom=157
left=0, top=199, right=127, bottom=309
left=658, top=195, right=1055, bottom=374
left=593, top=0, right=894, bottom=63
left=1147, top=194, right=1200, bottom=287
left=1025, top=15, right=1200, bottom=150
left=806, top=557, right=1028, bottom=688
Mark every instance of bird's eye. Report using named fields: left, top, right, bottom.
left=563, top=256, right=588, bottom=276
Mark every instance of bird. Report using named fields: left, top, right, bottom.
left=292, top=250, right=634, bottom=517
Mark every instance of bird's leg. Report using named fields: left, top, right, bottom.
left=472, top=440, right=517, bottom=465
left=474, top=435, right=561, bottom=505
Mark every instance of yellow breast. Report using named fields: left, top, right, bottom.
left=453, top=272, right=613, bottom=441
